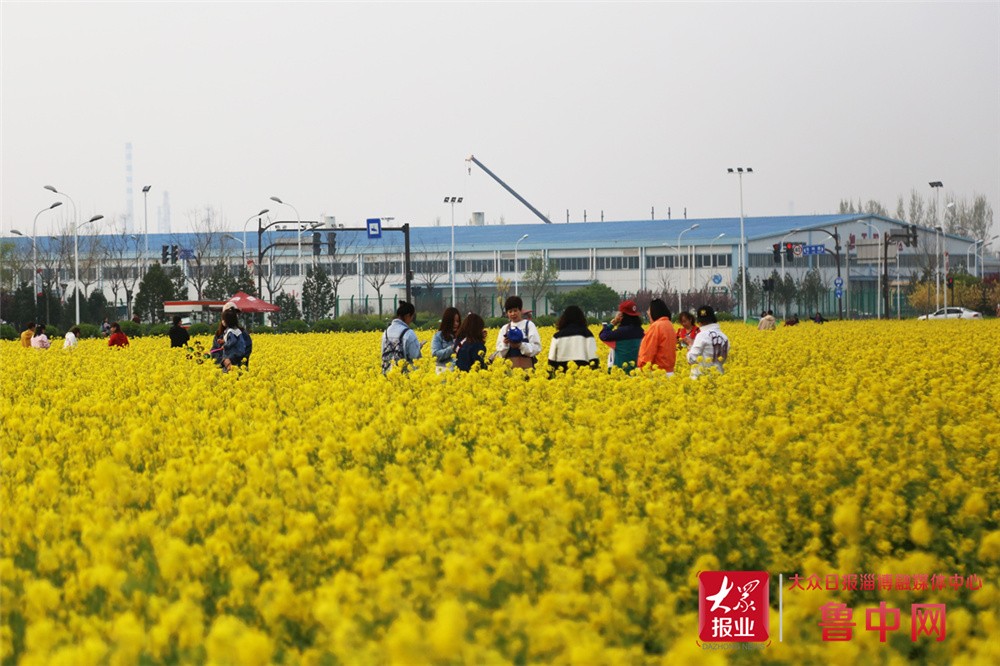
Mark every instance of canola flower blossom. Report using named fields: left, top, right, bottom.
left=1, top=320, right=998, bottom=665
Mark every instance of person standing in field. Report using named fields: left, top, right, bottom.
left=495, top=295, right=542, bottom=369
left=676, top=310, right=701, bottom=350
left=169, top=315, right=190, bottom=348
left=108, top=322, right=129, bottom=348
left=599, top=300, right=645, bottom=373
left=454, top=313, right=488, bottom=372
left=20, top=321, right=35, bottom=348
left=381, top=301, right=423, bottom=374
left=430, top=307, right=461, bottom=373
left=688, top=305, right=730, bottom=378
left=637, top=298, right=677, bottom=375
left=548, top=305, right=599, bottom=373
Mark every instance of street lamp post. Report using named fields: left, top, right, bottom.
left=727, top=167, right=753, bottom=322
left=975, top=235, right=999, bottom=278
left=142, top=185, right=151, bottom=278
left=44, top=186, right=87, bottom=322
left=676, top=223, right=699, bottom=314
left=243, top=209, right=269, bottom=264
left=929, top=182, right=943, bottom=308
left=514, top=233, right=529, bottom=293
left=444, top=196, right=463, bottom=305
left=13, top=202, right=63, bottom=320
left=223, top=234, right=246, bottom=260
left=269, top=196, right=302, bottom=288
left=861, top=222, right=881, bottom=319
left=73, top=215, right=104, bottom=324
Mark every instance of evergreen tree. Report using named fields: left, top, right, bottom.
left=272, top=292, right=301, bottom=327
left=134, top=264, right=183, bottom=323
left=522, top=253, right=559, bottom=313
left=302, top=266, right=336, bottom=322
left=167, top=266, right=187, bottom=300
left=204, top=261, right=240, bottom=301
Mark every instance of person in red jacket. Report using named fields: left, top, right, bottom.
left=107, top=322, right=129, bottom=348
left=638, top=298, right=677, bottom=375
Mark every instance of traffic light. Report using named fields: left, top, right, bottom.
left=763, top=278, right=775, bottom=292
left=327, top=231, right=336, bottom=256
left=161, top=244, right=169, bottom=263
left=908, top=224, right=918, bottom=247
left=312, top=232, right=321, bottom=256
left=772, top=244, right=781, bottom=263
left=785, top=242, right=795, bottom=262
left=947, top=275, right=954, bottom=289
left=170, top=245, right=179, bottom=264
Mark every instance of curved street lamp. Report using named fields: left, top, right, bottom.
left=677, top=223, right=699, bottom=314
left=243, top=209, right=269, bottom=263
left=67, top=214, right=104, bottom=324
left=727, top=168, right=753, bottom=322
left=14, top=202, right=64, bottom=319
left=514, top=233, right=529, bottom=293
left=270, top=196, right=303, bottom=288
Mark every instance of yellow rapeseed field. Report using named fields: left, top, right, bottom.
left=1, top=320, right=998, bottom=665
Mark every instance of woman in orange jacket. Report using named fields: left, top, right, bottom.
left=637, top=298, right=677, bottom=375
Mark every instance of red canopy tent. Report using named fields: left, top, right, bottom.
left=225, top=291, right=281, bottom=313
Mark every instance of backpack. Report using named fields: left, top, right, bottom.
left=241, top=330, right=253, bottom=367
left=382, top=327, right=411, bottom=373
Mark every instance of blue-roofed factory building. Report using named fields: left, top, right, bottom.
left=4, top=213, right=993, bottom=319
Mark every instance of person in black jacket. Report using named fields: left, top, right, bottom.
left=168, top=315, right=191, bottom=348
left=454, top=313, right=488, bottom=371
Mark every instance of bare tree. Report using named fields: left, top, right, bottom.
left=413, top=241, right=448, bottom=294
left=462, top=264, right=491, bottom=316
left=320, top=232, right=358, bottom=311
left=180, top=205, right=225, bottom=300
left=104, top=215, right=143, bottom=317
left=363, top=249, right=399, bottom=315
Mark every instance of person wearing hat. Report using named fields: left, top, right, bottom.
left=598, top=299, right=645, bottom=373
left=687, top=305, right=730, bottom=378
left=637, top=298, right=677, bottom=375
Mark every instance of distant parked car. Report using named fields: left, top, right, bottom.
left=917, top=307, right=982, bottom=320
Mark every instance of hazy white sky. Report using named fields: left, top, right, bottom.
left=2, top=1, right=998, bottom=237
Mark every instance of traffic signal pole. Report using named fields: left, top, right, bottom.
left=257, top=219, right=412, bottom=304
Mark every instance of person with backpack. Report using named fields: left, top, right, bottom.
left=687, top=305, right=730, bottom=378
left=381, top=301, right=423, bottom=374
left=494, top=295, right=541, bottom=369
left=210, top=309, right=249, bottom=372
left=599, top=300, right=645, bottom=373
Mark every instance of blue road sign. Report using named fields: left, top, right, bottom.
left=178, top=248, right=194, bottom=260
left=803, top=244, right=826, bottom=256
left=712, top=273, right=723, bottom=285
left=366, top=218, right=382, bottom=239
left=835, top=287, right=843, bottom=298
left=834, top=277, right=844, bottom=288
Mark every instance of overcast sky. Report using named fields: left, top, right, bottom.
left=2, top=1, right=998, bottom=238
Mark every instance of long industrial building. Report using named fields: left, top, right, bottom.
left=5, top=213, right=995, bottom=319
